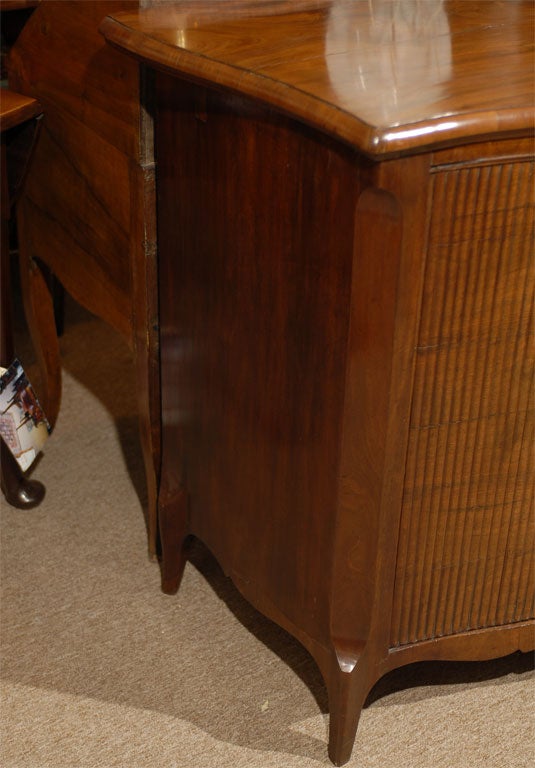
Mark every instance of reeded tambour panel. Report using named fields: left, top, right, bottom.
left=390, top=158, right=535, bottom=647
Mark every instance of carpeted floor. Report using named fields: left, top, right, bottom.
left=1, top=295, right=534, bottom=768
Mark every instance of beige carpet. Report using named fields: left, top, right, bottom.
left=1, top=296, right=534, bottom=768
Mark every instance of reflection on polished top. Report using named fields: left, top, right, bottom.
left=101, top=0, right=534, bottom=156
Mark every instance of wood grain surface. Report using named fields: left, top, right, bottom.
left=390, top=156, right=534, bottom=647
left=101, top=0, right=535, bottom=157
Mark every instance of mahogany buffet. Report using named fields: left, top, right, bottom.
left=100, top=1, right=535, bottom=765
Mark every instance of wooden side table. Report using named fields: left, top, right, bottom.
left=0, top=87, right=45, bottom=508
left=102, top=2, right=534, bottom=765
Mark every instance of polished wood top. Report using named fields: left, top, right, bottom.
left=0, top=88, right=41, bottom=132
left=101, top=0, right=534, bottom=157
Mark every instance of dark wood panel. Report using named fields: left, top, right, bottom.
left=20, top=195, right=132, bottom=341
left=156, top=76, right=362, bottom=642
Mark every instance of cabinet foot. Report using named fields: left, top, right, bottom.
left=159, top=486, right=189, bottom=595
left=326, top=654, right=371, bottom=766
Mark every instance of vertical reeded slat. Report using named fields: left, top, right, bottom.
left=390, top=158, right=534, bottom=647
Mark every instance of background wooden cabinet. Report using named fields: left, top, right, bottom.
left=7, top=0, right=160, bottom=552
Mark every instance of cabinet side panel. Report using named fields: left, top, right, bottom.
left=390, top=159, right=535, bottom=647
left=156, top=76, right=360, bottom=644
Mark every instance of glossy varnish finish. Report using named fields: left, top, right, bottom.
left=101, top=2, right=534, bottom=764
left=101, top=0, right=534, bottom=157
